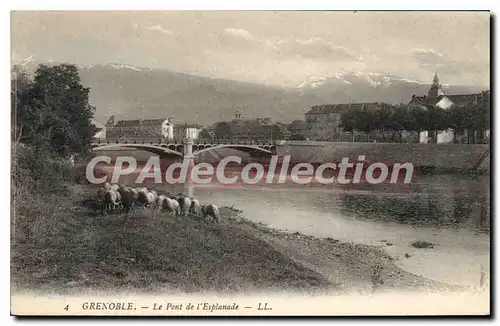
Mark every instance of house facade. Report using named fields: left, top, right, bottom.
left=407, top=73, right=485, bottom=143
left=105, top=115, right=174, bottom=142
left=304, top=103, right=380, bottom=141
left=173, top=124, right=203, bottom=141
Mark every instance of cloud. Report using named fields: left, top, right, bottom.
left=222, top=28, right=259, bottom=42
left=218, top=30, right=359, bottom=62
left=145, top=24, right=173, bottom=35
left=217, top=28, right=281, bottom=55
left=218, top=28, right=272, bottom=50
left=275, top=37, right=359, bottom=61
left=408, top=47, right=479, bottom=76
left=408, top=48, right=446, bottom=65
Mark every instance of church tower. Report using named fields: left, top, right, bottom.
left=428, top=72, right=444, bottom=100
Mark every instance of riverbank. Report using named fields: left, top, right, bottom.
left=11, top=184, right=465, bottom=295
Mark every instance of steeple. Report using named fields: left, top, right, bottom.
left=428, top=72, right=444, bottom=100
left=432, top=72, right=440, bottom=86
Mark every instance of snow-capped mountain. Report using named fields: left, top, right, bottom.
left=297, top=72, right=485, bottom=105
left=298, top=72, right=425, bottom=90
left=13, top=56, right=55, bottom=72
left=104, top=63, right=151, bottom=72
left=12, top=57, right=487, bottom=125
left=12, top=57, right=151, bottom=73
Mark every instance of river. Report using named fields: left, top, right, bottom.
left=114, top=168, right=490, bottom=289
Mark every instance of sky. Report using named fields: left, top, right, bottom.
left=11, top=11, right=490, bottom=88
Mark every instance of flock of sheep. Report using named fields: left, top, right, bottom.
left=96, top=182, right=220, bottom=222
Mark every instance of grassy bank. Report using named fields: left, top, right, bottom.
left=11, top=182, right=462, bottom=295
left=11, top=185, right=333, bottom=294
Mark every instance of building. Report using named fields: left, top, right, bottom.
left=407, top=73, right=485, bottom=143
left=230, top=119, right=274, bottom=140
left=305, top=104, right=346, bottom=134
left=105, top=115, right=174, bottom=142
left=304, top=103, right=380, bottom=140
left=92, top=120, right=106, bottom=141
left=173, top=123, right=203, bottom=141
left=226, top=112, right=275, bottom=140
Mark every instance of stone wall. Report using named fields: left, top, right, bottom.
left=276, top=141, right=490, bottom=172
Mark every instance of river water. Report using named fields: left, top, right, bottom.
left=114, top=166, right=490, bottom=289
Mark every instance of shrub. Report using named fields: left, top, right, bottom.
left=11, top=142, right=74, bottom=244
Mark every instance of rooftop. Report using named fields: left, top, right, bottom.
left=410, top=92, right=486, bottom=107
left=174, top=123, right=203, bottom=129
left=113, top=118, right=169, bottom=127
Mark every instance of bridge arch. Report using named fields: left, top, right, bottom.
left=193, top=144, right=273, bottom=157
left=91, top=143, right=183, bottom=157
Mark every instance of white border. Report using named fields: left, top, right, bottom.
left=2, top=1, right=497, bottom=325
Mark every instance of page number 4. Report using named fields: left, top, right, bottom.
left=64, top=305, right=69, bottom=311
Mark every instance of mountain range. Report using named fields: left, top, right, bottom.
left=14, top=57, right=487, bottom=126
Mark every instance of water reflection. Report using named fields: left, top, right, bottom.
left=117, top=169, right=490, bottom=235
left=339, top=176, right=489, bottom=233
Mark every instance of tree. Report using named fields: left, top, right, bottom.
left=372, top=103, right=395, bottom=141
left=402, top=106, right=432, bottom=142
left=288, top=119, right=306, bottom=132
left=469, top=91, right=490, bottom=143
left=288, top=119, right=308, bottom=138
left=448, top=92, right=490, bottom=144
left=341, top=108, right=364, bottom=141
left=340, top=107, right=377, bottom=141
left=389, top=105, right=416, bottom=142
left=340, top=110, right=356, bottom=133
left=11, top=65, right=32, bottom=142
left=13, top=64, right=98, bottom=158
left=199, top=129, right=213, bottom=141
left=213, top=121, right=233, bottom=139
left=449, top=104, right=468, bottom=142
left=271, top=123, right=290, bottom=140
left=427, top=106, right=450, bottom=136
left=354, top=109, right=376, bottom=141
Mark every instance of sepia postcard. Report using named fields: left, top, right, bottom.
left=10, top=10, right=491, bottom=316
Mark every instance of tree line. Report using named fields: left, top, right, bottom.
left=339, top=95, right=490, bottom=143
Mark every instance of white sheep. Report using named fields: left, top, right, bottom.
left=189, top=198, right=202, bottom=217
left=102, top=189, right=120, bottom=211
left=177, top=196, right=192, bottom=217
left=156, top=195, right=166, bottom=210
left=202, top=204, right=220, bottom=222
left=163, top=197, right=180, bottom=215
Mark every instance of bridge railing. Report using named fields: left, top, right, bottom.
left=194, top=139, right=277, bottom=146
left=95, top=138, right=278, bottom=146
